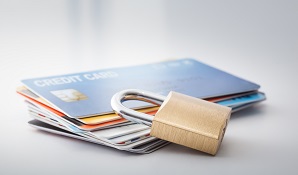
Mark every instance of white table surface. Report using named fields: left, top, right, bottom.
left=1, top=0, right=298, bottom=174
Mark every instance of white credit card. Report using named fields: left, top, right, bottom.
left=109, top=129, right=151, bottom=144
left=27, top=102, right=155, bottom=147
left=28, top=113, right=159, bottom=150
left=91, top=124, right=149, bottom=139
left=28, top=119, right=163, bottom=153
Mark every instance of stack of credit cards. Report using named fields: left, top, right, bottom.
left=17, top=58, right=266, bottom=153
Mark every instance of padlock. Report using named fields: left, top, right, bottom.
left=111, top=89, right=231, bottom=155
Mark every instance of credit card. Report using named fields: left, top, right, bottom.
left=18, top=87, right=158, bottom=125
left=28, top=119, right=164, bottom=153
left=216, top=93, right=266, bottom=107
left=109, top=130, right=151, bottom=145
left=24, top=98, right=129, bottom=132
left=78, top=107, right=159, bottom=125
left=90, top=124, right=150, bottom=139
left=21, top=58, right=261, bottom=118
left=18, top=86, right=266, bottom=130
left=17, top=86, right=262, bottom=125
left=17, top=87, right=123, bottom=125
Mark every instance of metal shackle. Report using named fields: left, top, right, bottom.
left=111, top=89, right=166, bottom=126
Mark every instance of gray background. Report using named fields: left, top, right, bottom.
left=0, top=0, right=298, bottom=174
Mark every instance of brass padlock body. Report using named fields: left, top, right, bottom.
left=150, top=92, right=231, bottom=155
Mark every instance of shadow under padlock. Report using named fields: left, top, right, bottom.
left=111, top=89, right=231, bottom=155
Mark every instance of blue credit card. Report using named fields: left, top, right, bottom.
left=21, top=58, right=260, bottom=118
left=216, top=93, right=266, bottom=107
